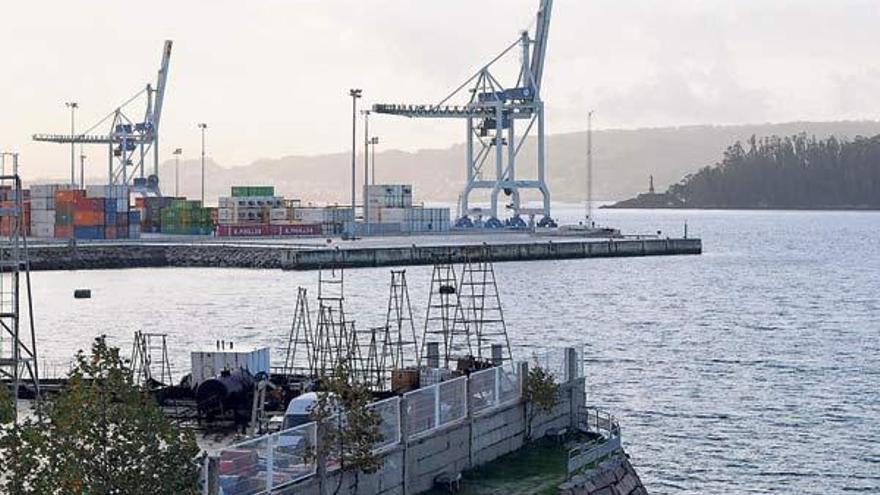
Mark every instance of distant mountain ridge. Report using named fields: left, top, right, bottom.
left=33, top=121, right=880, bottom=204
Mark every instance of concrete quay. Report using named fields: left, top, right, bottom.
left=19, top=233, right=701, bottom=271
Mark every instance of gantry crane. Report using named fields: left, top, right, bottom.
left=33, top=40, right=173, bottom=194
left=373, top=0, right=556, bottom=228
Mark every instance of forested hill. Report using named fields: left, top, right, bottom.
left=658, top=134, right=880, bottom=209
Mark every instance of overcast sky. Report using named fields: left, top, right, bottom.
left=2, top=0, right=879, bottom=179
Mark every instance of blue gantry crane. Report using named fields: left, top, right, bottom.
left=373, top=0, right=556, bottom=228
left=33, top=40, right=173, bottom=195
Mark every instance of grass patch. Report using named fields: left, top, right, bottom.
left=423, top=437, right=571, bottom=495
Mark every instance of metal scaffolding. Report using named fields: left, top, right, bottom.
left=458, top=248, right=512, bottom=365
left=421, top=261, right=471, bottom=368
left=282, top=287, right=315, bottom=376
left=0, top=157, right=40, bottom=420
left=130, top=331, right=174, bottom=388
left=382, top=270, right=420, bottom=371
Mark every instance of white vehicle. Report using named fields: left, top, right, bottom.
left=283, top=392, right=339, bottom=429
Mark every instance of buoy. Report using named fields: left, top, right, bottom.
left=74, top=289, right=91, bottom=299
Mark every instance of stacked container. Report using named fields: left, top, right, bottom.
left=0, top=186, right=30, bottom=236
left=160, top=199, right=213, bottom=235
left=138, top=196, right=175, bottom=233
left=406, top=207, right=450, bottom=233
left=365, top=184, right=413, bottom=209
left=293, top=206, right=354, bottom=235
left=54, top=189, right=86, bottom=238
left=30, top=184, right=71, bottom=238
left=217, top=194, right=285, bottom=225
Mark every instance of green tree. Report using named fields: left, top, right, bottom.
left=0, top=336, right=201, bottom=495
left=309, top=365, right=383, bottom=495
left=524, top=364, right=559, bottom=441
left=0, top=383, right=13, bottom=424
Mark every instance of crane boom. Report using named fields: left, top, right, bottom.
left=530, top=0, right=553, bottom=93
left=151, top=40, right=173, bottom=135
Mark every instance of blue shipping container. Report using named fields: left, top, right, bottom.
left=74, top=226, right=105, bottom=240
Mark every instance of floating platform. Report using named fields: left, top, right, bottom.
left=22, top=234, right=701, bottom=271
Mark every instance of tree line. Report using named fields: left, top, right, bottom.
left=666, top=133, right=880, bottom=208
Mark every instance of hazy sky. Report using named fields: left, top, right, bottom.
left=2, top=0, right=879, bottom=179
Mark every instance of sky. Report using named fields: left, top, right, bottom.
left=1, top=0, right=879, bottom=179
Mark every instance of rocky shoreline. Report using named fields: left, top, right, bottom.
left=24, top=243, right=285, bottom=271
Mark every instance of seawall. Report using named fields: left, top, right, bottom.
left=282, top=237, right=700, bottom=270
left=19, top=237, right=701, bottom=271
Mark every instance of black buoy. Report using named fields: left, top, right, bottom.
left=74, top=289, right=91, bottom=299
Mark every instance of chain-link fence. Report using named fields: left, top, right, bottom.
left=216, top=422, right=317, bottom=495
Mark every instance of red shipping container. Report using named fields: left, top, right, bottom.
left=73, top=210, right=104, bottom=226
left=74, top=197, right=104, bottom=212
left=275, top=223, right=322, bottom=236
left=55, top=189, right=86, bottom=203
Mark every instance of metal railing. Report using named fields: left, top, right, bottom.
left=208, top=366, right=525, bottom=491
left=403, top=375, right=468, bottom=439
left=530, top=346, right=584, bottom=383
left=369, top=396, right=401, bottom=452
left=469, top=365, right=520, bottom=414
left=566, top=407, right=622, bottom=478
left=214, top=422, right=317, bottom=495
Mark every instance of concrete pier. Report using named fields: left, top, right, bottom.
left=20, top=234, right=701, bottom=271
left=282, top=237, right=701, bottom=270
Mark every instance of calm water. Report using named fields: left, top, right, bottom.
left=26, top=206, right=880, bottom=494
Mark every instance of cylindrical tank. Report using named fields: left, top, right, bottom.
left=195, top=369, right=255, bottom=417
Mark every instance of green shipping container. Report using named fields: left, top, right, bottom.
left=231, top=186, right=274, bottom=197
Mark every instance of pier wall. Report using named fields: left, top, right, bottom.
left=283, top=238, right=701, bottom=270
left=272, top=376, right=585, bottom=495
left=19, top=237, right=701, bottom=271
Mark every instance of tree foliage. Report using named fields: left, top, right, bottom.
left=524, top=364, right=559, bottom=440
left=309, top=365, right=383, bottom=495
left=0, top=337, right=201, bottom=495
left=666, top=133, right=880, bottom=208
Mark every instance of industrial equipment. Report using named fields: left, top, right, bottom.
left=33, top=41, right=173, bottom=195
left=373, top=1, right=557, bottom=228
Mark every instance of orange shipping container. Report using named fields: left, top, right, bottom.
left=73, top=210, right=104, bottom=226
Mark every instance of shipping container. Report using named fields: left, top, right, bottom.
left=73, top=226, right=104, bottom=240
left=231, top=186, right=275, bottom=197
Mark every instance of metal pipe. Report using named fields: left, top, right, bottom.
left=173, top=148, right=183, bottom=197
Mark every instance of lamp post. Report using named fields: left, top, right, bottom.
left=65, top=102, right=78, bottom=185
left=198, top=124, right=207, bottom=205
left=79, top=146, right=86, bottom=189
left=370, top=136, right=379, bottom=184
left=586, top=110, right=594, bottom=227
left=349, top=89, right=362, bottom=236
left=361, top=109, right=370, bottom=231
left=173, top=148, right=183, bottom=197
